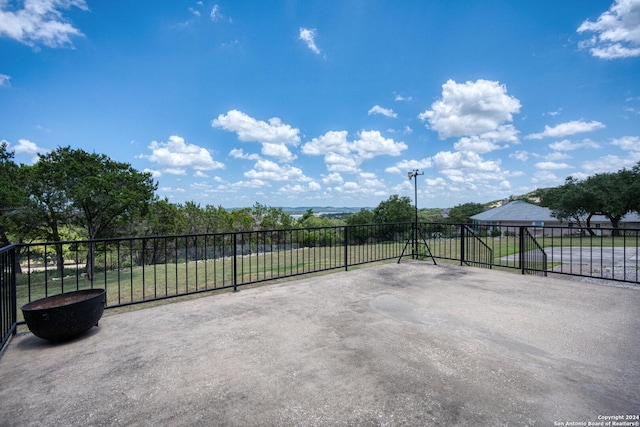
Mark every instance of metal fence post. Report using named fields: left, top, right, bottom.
left=519, top=226, right=525, bottom=275
left=344, top=226, right=349, bottom=271
left=460, top=225, right=465, bottom=266
left=233, top=233, right=238, bottom=292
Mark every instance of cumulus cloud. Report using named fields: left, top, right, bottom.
left=299, top=27, right=321, bottom=54
left=548, top=138, right=601, bottom=151
left=144, top=135, right=225, bottom=173
left=213, top=110, right=300, bottom=145
left=526, top=120, right=605, bottom=140
left=368, top=105, right=397, bottom=118
left=0, top=0, right=88, bottom=48
left=535, top=161, right=573, bottom=170
left=418, top=79, right=521, bottom=139
left=13, top=138, right=47, bottom=155
left=577, top=0, right=640, bottom=59
left=213, top=110, right=301, bottom=163
left=384, top=158, right=433, bottom=174
left=302, top=130, right=407, bottom=173
left=244, top=159, right=311, bottom=182
left=229, top=148, right=261, bottom=161
left=321, top=172, right=344, bottom=185
left=611, top=135, right=640, bottom=150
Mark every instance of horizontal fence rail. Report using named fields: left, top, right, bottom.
left=1, top=222, right=639, bottom=342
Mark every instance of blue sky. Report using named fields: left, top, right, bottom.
left=1, top=0, right=639, bottom=208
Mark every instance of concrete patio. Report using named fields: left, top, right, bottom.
left=1, top=262, right=638, bottom=426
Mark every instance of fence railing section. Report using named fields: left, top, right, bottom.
left=2, top=222, right=639, bottom=334
left=1, top=245, right=17, bottom=351
left=10, top=224, right=413, bottom=321
left=521, top=227, right=548, bottom=276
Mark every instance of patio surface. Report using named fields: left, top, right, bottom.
left=1, top=262, right=639, bottom=426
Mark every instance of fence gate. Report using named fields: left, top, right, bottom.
left=520, top=227, right=548, bottom=276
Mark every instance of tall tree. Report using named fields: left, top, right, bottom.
left=373, top=195, right=413, bottom=224
left=448, top=202, right=485, bottom=224
left=0, top=143, right=25, bottom=247
left=36, top=147, right=157, bottom=279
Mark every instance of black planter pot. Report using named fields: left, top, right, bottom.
left=21, top=289, right=106, bottom=342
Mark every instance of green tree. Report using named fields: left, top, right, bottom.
left=447, top=202, right=485, bottom=224
left=345, top=208, right=374, bottom=244
left=541, top=162, right=640, bottom=234
left=0, top=143, right=28, bottom=247
left=373, top=195, right=413, bottom=224
left=35, top=147, right=157, bottom=279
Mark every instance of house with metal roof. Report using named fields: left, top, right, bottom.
left=470, top=200, right=640, bottom=235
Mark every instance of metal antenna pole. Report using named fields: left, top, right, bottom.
left=412, top=170, right=423, bottom=259
left=398, top=170, right=436, bottom=265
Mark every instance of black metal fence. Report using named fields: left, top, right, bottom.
left=1, top=245, right=17, bottom=352
left=1, top=222, right=639, bottom=353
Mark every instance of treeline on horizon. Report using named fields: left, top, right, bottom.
left=2, top=144, right=639, bottom=248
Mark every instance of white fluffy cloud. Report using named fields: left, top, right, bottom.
left=212, top=110, right=300, bottom=145
left=144, top=135, right=224, bottom=173
left=13, top=138, right=46, bottom=155
left=0, top=0, right=88, bottom=48
left=418, top=79, right=521, bottom=139
left=385, top=158, right=433, bottom=174
left=577, top=0, right=640, bottom=59
left=527, top=120, right=605, bottom=140
left=368, top=105, right=397, bottom=118
left=244, top=159, right=310, bottom=182
left=611, top=135, right=640, bottom=150
left=302, top=130, right=407, bottom=173
left=548, top=138, right=601, bottom=151
left=299, top=27, right=321, bottom=54
left=535, top=161, right=573, bottom=170
left=213, top=110, right=300, bottom=163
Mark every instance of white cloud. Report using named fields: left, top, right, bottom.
left=321, top=172, right=343, bottom=185
left=301, top=130, right=350, bottom=156
left=453, top=136, right=502, bottom=154
left=548, top=138, right=601, bottom=151
left=302, top=130, right=406, bottom=173
left=510, top=150, right=530, bottom=162
left=535, top=161, right=573, bottom=170
left=0, top=0, right=88, bottom=48
left=368, top=105, right=397, bottom=118
left=581, top=152, right=640, bottom=174
left=385, top=158, right=433, bottom=174
left=244, top=159, right=310, bottom=182
left=611, top=135, right=640, bottom=150
left=353, top=130, right=407, bottom=159
left=299, top=27, right=321, bottom=54
left=544, top=151, right=571, bottom=161
left=577, top=0, right=640, bottom=59
left=261, top=142, right=297, bottom=163
left=213, top=110, right=300, bottom=145
left=13, top=138, right=46, bottom=155
left=213, top=110, right=301, bottom=162
left=143, top=168, right=162, bottom=178
left=144, top=135, right=225, bottom=173
left=229, top=148, right=261, bottom=161
left=0, top=74, right=10, bottom=87
left=526, top=120, right=605, bottom=140
left=418, top=79, right=521, bottom=139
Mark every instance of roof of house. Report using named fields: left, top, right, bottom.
left=470, top=200, right=640, bottom=223
left=471, top=200, right=556, bottom=222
